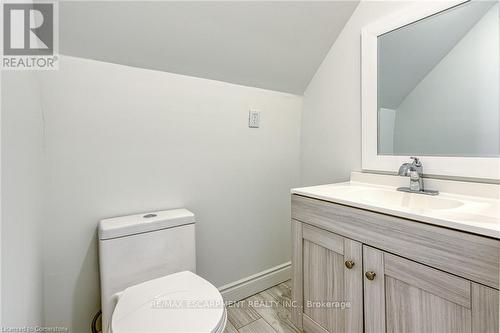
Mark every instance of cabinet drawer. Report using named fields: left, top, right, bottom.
left=292, top=194, right=500, bottom=289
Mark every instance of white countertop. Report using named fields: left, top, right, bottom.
left=292, top=172, right=500, bottom=239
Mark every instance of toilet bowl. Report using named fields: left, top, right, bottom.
left=98, top=208, right=225, bottom=333
left=110, top=271, right=226, bottom=333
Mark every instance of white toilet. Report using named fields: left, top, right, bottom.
left=98, top=209, right=227, bottom=333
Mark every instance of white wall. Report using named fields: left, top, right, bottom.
left=394, top=4, right=499, bottom=156
left=1, top=72, right=45, bottom=326
left=37, top=56, right=302, bottom=331
left=300, top=1, right=415, bottom=185
left=1, top=72, right=2, bottom=328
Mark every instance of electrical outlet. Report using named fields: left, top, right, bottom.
left=248, top=109, right=260, bottom=128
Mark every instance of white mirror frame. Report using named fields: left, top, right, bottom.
left=361, top=0, right=500, bottom=180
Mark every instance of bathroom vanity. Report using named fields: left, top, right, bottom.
left=290, top=173, right=500, bottom=333
left=292, top=0, right=500, bottom=331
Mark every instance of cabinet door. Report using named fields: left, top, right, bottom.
left=293, top=222, right=363, bottom=333
left=363, top=246, right=499, bottom=333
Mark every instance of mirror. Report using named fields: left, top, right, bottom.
left=377, top=1, right=499, bottom=157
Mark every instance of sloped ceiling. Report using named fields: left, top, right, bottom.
left=59, top=1, right=360, bottom=94
left=378, top=1, right=496, bottom=110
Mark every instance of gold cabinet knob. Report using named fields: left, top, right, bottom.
left=344, top=260, right=355, bottom=269
left=365, top=271, right=376, bottom=281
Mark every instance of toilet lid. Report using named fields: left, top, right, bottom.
left=111, top=271, right=226, bottom=333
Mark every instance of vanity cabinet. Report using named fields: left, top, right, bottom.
left=291, top=194, right=500, bottom=333
left=299, top=223, right=363, bottom=333
left=363, top=246, right=498, bottom=333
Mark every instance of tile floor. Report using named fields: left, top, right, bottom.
left=225, top=280, right=301, bottom=333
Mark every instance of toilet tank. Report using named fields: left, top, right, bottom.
left=98, top=209, right=196, bottom=333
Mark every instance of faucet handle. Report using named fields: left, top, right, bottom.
left=410, top=157, right=421, bottom=166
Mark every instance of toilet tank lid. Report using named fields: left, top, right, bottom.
left=98, top=208, right=195, bottom=240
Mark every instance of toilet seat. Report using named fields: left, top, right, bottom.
left=111, top=271, right=227, bottom=333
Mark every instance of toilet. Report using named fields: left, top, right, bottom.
left=98, top=209, right=226, bottom=333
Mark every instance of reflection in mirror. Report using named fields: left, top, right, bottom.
left=377, top=1, right=499, bottom=157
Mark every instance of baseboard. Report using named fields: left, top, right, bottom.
left=218, top=261, right=291, bottom=302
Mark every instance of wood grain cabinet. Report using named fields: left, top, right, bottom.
left=299, top=223, right=363, bottom=333
left=291, top=195, right=500, bottom=333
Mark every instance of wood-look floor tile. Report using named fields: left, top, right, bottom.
left=223, top=319, right=239, bottom=333
left=266, top=282, right=293, bottom=310
left=238, top=318, right=276, bottom=333
left=247, top=291, right=300, bottom=333
left=227, top=299, right=261, bottom=329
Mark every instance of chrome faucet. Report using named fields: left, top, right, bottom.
left=397, top=157, right=438, bottom=195
left=398, top=157, right=423, bottom=191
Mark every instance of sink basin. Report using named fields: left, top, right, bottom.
left=291, top=172, right=500, bottom=238
left=344, top=188, right=464, bottom=210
